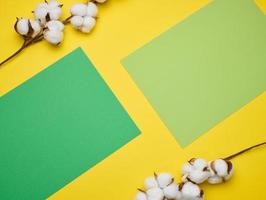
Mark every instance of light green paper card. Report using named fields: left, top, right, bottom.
left=122, top=0, right=266, bottom=147
left=0, top=48, right=139, bottom=200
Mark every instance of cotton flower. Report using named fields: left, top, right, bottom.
left=156, top=173, right=174, bottom=188
left=45, top=20, right=64, bottom=31
left=44, top=20, right=64, bottom=45
left=70, top=2, right=98, bottom=33
left=81, top=16, right=96, bottom=33
left=182, top=158, right=211, bottom=184
left=70, top=3, right=87, bottom=16
left=179, top=181, right=204, bottom=200
left=70, top=2, right=98, bottom=17
left=44, top=30, right=63, bottom=45
left=86, top=2, right=98, bottom=17
left=135, top=191, right=147, bottom=200
left=34, top=0, right=63, bottom=25
left=163, top=182, right=182, bottom=199
left=144, top=176, right=158, bottom=189
left=137, top=173, right=183, bottom=200
left=70, top=16, right=83, bottom=27
left=135, top=188, right=166, bottom=200
left=70, top=14, right=96, bottom=33
left=208, top=159, right=234, bottom=184
left=14, top=18, right=41, bottom=38
left=146, top=188, right=164, bottom=200
left=144, top=173, right=174, bottom=190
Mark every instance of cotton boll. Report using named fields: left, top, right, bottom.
left=86, top=2, right=98, bottom=17
left=48, top=0, right=60, bottom=9
left=34, top=4, right=48, bottom=24
left=156, top=173, right=173, bottom=188
left=209, top=159, right=234, bottom=179
left=135, top=191, right=147, bottom=200
left=70, top=16, right=84, bottom=28
left=211, top=159, right=228, bottom=177
left=182, top=163, right=193, bottom=174
left=224, top=163, right=234, bottom=181
left=163, top=182, right=182, bottom=199
left=144, top=176, right=158, bottom=189
left=37, top=2, right=49, bottom=9
left=83, top=16, right=95, bottom=28
left=46, top=20, right=64, bottom=31
left=49, top=7, right=62, bottom=20
left=15, top=18, right=29, bottom=35
left=207, top=175, right=223, bottom=184
left=34, top=0, right=62, bottom=24
left=208, top=159, right=234, bottom=183
left=146, top=188, right=164, bottom=200
left=193, top=159, right=208, bottom=170
left=80, top=26, right=91, bottom=33
left=29, top=19, right=41, bottom=37
left=70, top=3, right=87, bottom=16
left=15, top=18, right=41, bottom=38
left=44, top=30, right=63, bottom=45
left=180, top=182, right=203, bottom=200
left=47, top=0, right=62, bottom=20
left=186, top=169, right=210, bottom=184
left=80, top=16, right=96, bottom=33
left=224, top=160, right=234, bottom=180
left=182, top=158, right=210, bottom=184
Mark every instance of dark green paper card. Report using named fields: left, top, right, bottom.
left=0, top=48, right=139, bottom=200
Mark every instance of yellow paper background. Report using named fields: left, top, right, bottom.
left=0, top=0, right=265, bottom=199
left=256, top=0, right=266, bottom=14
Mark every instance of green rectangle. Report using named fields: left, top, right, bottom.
left=122, top=0, right=266, bottom=147
left=0, top=48, right=139, bottom=200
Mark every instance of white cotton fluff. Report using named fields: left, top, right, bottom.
left=15, top=19, right=41, bottom=38
left=44, top=29, right=63, bottom=45
left=192, top=159, right=208, bottom=170
left=186, top=169, right=210, bottom=184
left=15, top=18, right=29, bottom=35
left=70, top=16, right=84, bottom=28
left=34, top=6, right=48, bottom=24
left=208, top=159, right=234, bottom=184
left=81, top=16, right=96, bottom=33
left=70, top=3, right=88, bottom=16
left=181, top=182, right=203, bottom=200
left=156, top=173, right=173, bottom=188
left=44, top=20, right=64, bottom=45
left=146, top=188, right=164, bottom=200
left=163, top=182, right=182, bottom=199
left=48, top=0, right=60, bottom=8
left=207, top=175, right=223, bottom=184
left=135, top=191, right=147, bottom=200
left=182, top=163, right=193, bottom=174
left=48, top=7, right=62, bottom=21
left=45, top=20, right=64, bottom=31
left=144, top=176, right=158, bottom=189
left=212, top=159, right=228, bottom=177
left=86, top=2, right=98, bottom=17
left=182, top=158, right=210, bottom=184
left=34, top=0, right=62, bottom=24
left=70, top=2, right=99, bottom=33
left=30, top=19, right=41, bottom=37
